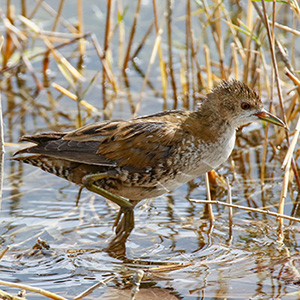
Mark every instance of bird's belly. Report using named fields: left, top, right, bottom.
left=160, top=164, right=212, bottom=191
left=102, top=167, right=208, bottom=201
left=103, top=162, right=213, bottom=200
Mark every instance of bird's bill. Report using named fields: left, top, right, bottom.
left=255, top=109, right=286, bottom=128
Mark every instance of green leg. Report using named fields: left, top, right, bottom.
left=75, top=186, right=84, bottom=206
left=82, top=173, right=133, bottom=209
left=113, top=208, right=123, bottom=228
left=116, top=208, right=134, bottom=234
left=107, top=209, right=135, bottom=258
left=82, top=173, right=134, bottom=232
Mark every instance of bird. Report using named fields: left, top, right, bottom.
left=13, top=80, right=286, bottom=240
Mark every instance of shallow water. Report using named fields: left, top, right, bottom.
left=2, top=137, right=300, bottom=299
left=1, top=1, right=300, bottom=299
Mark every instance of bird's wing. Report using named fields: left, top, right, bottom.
left=14, top=116, right=186, bottom=170
left=64, top=117, right=186, bottom=170
left=97, top=120, right=185, bottom=170
left=14, top=121, right=120, bottom=166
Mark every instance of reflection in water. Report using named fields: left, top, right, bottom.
left=1, top=1, right=299, bottom=297
left=2, top=165, right=300, bottom=299
left=1, top=74, right=298, bottom=298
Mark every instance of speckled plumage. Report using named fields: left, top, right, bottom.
left=14, top=80, right=285, bottom=202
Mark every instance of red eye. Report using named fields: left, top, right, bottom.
left=241, top=102, right=251, bottom=110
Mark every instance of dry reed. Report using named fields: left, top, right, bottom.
left=0, top=2, right=299, bottom=297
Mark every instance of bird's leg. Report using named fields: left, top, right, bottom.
left=115, top=207, right=134, bottom=234
left=82, top=173, right=134, bottom=231
left=75, top=186, right=84, bottom=206
left=107, top=208, right=135, bottom=259
left=82, top=173, right=133, bottom=209
left=113, top=208, right=123, bottom=228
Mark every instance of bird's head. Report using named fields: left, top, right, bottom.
left=206, top=80, right=286, bottom=129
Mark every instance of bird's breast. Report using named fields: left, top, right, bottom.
left=160, top=128, right=236, bottom=190
left=197, top=128, right=236, bottom=170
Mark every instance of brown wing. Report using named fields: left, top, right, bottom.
left=95, top=119, right=186, bottom=170
left=63, top=120, right=123, bottom=142
left=14, top=121, right=120, bottom=167
left=15, top=110, right=189, bottom=170
left=63, top=110, right=190, bottom=170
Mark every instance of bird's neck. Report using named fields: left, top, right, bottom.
left=183, top=104, right=235, bottom=143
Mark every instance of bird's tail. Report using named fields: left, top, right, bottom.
left=13, top=154, right=83, bottom=184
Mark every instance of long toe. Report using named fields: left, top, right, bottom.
left=113, top=208, right=123, bottom=229
left=108, top=210, right=135, bottom=259
left=115, top=208, right=135, bottom=235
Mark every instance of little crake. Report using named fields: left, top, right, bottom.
left=14, top=80, right=286, bottom=235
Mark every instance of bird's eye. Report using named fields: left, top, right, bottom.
left=241, top=102, right=251, bottom=110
